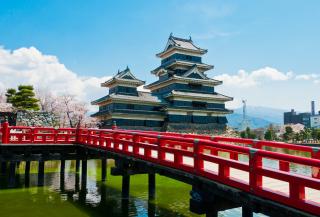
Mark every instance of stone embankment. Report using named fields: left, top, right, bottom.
left=16, top=111, right=58, bottom=127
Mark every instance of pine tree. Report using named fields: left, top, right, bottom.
left=5, top=88, right=16, bottom=104
left=6, top=85, right=40, bottom=111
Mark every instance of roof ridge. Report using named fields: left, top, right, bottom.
left=170, top=35, right=193, bottom=42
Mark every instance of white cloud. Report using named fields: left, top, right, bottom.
left=0, top=46, right=111, bottom=111
left=295, top=74, right=320, bottom=83
left=213, top=67, right=293, bottom=87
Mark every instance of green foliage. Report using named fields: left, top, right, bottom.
left=282, top=127, right=320, bottom=142
left=311, top=128, right=320, bottom=140
left=283, top=126, right=294, bottom=141
left=6, top=85, right=39, bottom=111
left=5, top=88, right=16, bottom=103
left=240, top=127, right=257, bottom=139
left=264, top=125, right=277, bottom=141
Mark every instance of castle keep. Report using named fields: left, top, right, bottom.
left=91, top=35, right=233, bottom=132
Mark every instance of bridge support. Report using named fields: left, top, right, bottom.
left=205, top=210, right=218, bottom=217
left=25, top=161, right=30, bottom=187
left=81, top=159, right=87, bottom=189
left=38, top=161, right=45, bottom=186
left=60, top=160, right=65, bottom=191
left=148, top=173, right=156, bottom=200
left=101, top=159, right=107, bottom=181
left=75, top=172, right=80, bottom=192
left=16, top=161, right=21, bottom=169
left=242, top=206, right=253, bottom=217
left=1, top=161, right=7, bottom=174
left=8, top=161, right=16, bottom=188
left=122, top=174, right=130, bottom=199
left=190, top=184, right=239, bottom=216
left=148, top=201, right=156, bottom=217
left=75, top=159, right=80, bottom=173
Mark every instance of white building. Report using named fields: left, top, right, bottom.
left=310, top=115, right=320, bottom=129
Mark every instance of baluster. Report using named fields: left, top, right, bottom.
left=249, top=148, right=262, bottom=192
left=279, top=160, right=290, bottom=172
left=158, top=136, right=165, bottom=163
left=230, top=151, right=239, bottom=161
left=1, top=122, right=9, bottom=143
left=132, top=133, right=139, bottom=156
left=311, top=147, right=320, bottom=178
left=194, top=139, right=203, bottom=173
left=30, top=128, right=34, bottom=143
left=289, top=182, right=305, bottom=202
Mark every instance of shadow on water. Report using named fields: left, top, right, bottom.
left=0, top=160, right=204, bottom=217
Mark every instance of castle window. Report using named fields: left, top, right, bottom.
left=188, top=83, right=202, bottom=89
left=192, top=101, right=207, bottom=108
left=127, top=104, right=134, bottom=110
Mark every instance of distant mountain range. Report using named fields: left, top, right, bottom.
left=227, top=106, right=287, bottom=129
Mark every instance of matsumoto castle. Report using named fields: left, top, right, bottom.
left=91, top=34, right=233, bottom=133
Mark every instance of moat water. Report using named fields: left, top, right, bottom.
left=0, top=148, right=311, bottom=217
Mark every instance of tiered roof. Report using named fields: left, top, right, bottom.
left=101, top=67, right=145, bottom=88
left=164, top=90, right=233, bottom=102
left=91, top=91, right=163, bottom=106
left=156, top=34, right=207, bottom=58
left=146, top=75, right=223, bottom=90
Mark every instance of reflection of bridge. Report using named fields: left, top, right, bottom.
left=0, top=122, right=319, bottom=217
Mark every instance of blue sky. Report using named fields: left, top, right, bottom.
left=0, top=0, right=320, bottom=111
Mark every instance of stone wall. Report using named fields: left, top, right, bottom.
left=165, top=123, right=226, bottom=134
left=16, top=111, right=58, bottom=127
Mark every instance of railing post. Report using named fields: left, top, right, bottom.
left=1, top=121, right=9, bottom=144
left=112, top=121, right=118, bottom=130
left=279, top=161, right=290, bottom=172
left=99, top=130, right=104, bottom=147
left=252, top=140, right=262, bottom=149
left=249, top=148, right=262, bottom=193
left=132, top=133, right=139, bottom=156
left=30, top=128, right=34, bottom=143
left=311, top=147, right=320, bottom=178
left=158, top=136, right=165, bottom=163
left=289, top=181, right=305, bottom=202
left=194, top=139, right=203, bottom=174
left=75, top=124, right=80, bottom=144
left=113, top=132, right=120, bottom=150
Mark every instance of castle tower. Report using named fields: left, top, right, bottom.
left=91, top=67, right=164, bottom=129
left=92, top=35, right=233, bottom=132
left=145, top=34, right=233, bottom=131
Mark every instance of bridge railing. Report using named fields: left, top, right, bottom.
left=125, top=130, right=320, bottom=178
left=78, top=128, right=320, bottom=215
left=1, top=123, right=320, bottom=215
left=0, top=123, right=77, bottom=144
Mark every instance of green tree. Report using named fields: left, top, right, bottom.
left=264, top=125, right=277, bottom=141
left=5, top=88, right=16, bottom=103
left=301, top=128, right=312, bottom=141
left=311, top=128, right=320, bottom=141
left=6, top=85, right=40, bottom=111
left=283, top=126, right=294, bottom=141
left=240, top=127, right=257, bottom=139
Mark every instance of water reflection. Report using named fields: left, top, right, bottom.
left=0, top=160, right=202, bottom=217
left=0, top=158, right=302, bottom=217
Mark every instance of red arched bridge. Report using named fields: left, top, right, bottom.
left=0, top=122, right=319, bottom=217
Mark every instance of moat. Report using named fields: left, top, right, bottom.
left=0, top=159, right=255, bottom=217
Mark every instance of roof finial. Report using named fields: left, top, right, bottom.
left=169, top=32, right=173, bottom=37
left=189, top=36, right=192, bottom=41
left=117, top=69, right=120, bottom=74
left=126, top=65, right=129, bottom=71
